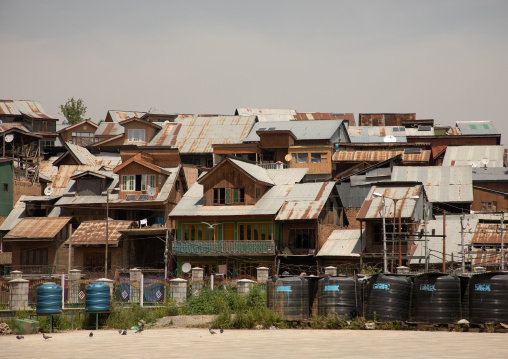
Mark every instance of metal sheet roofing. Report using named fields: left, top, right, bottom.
left=229, top=158, right=274, bottom=185
left=66, top=143, right=97, bottom=165
left=357, top=184, right=424, bottom=220
left=442, top=145, right=505, bottom=167
left=347, top=126, right=407, bottom=143
left=68, top=220, right=133, bottom=246
left=333, top=150, right=430, bottom=163
left=0, top=123, right=29, bottom=133
left=0, top=197, right=26, bottom=231
left=266, top=168, right=308, bottom=185
left=95, top=122, right=125, bottom=136
left=236, top=108, right=296, bottom=116
left=243, top=120, right=343, bottom=142
left=410, top=214, right=478, bottom=265
left=456, top=121, right=499, bottom=136
left=472, top=222, right=507, bottom=244
left=469, top=249, right=508, bottom=267
left=275, top=200, right=327, bottom=221
left=4, top=217, right=72, bottom=239
left=472, top=167, right=508, bottom=182
left=404, top=128, right=435, bottom=137
left=256, top=115, right=295, bottom=122
left=391, top=166, right=473, bottom=203
left=149, top=116, right=256, bottom=154
left=0, top=100, right=57, bottom=120
left=316, top=229, right=366, bottom=257
left=108, top=111, right=146, bottom=122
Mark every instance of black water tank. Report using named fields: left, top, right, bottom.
left=266, top=276, right=309, bottom=321
left=469, top=272, right=508, bottom=323
left=459, top=276, right=470, bottom=321
left=411, top=273, right=461, bottom=324
left=317, top=276, right=359, bottom=319
left=365, top=274, right=412, bottom=322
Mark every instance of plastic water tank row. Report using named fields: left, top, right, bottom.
left=36, top=282, right=110, bottom=314
left=267, top=272, right=508, bottom=324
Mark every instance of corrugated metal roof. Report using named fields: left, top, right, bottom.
left=357, top=184, right=423, bottom=220
left=243, top=120, right=343, bottom=142
left=333, top=150, right=430, bottom=163
left=149, top=116, right=256, bottom=154
left=256, top=115, right=295, bottom=122
left=236, top=108, right=296, bottom=116
left=472, top=167, right=508, bottom=182
left=391, top=166, right=473, bottom=203
left=68, top=220, right=133, bottom=246
left=443, top=145, right=505, bottom=167
left=456, top=121, right=499, bottom=136
left=108, top=111, right=146, bottom=122
left=0, top=197, right=26, bottom=231
left=447, top=127, right=461, bottom=135
left=0, top=123, right=30, bottom=133
left=266, top=168, right=308, bottom=185
left=404, top=128, right=435, bottom=137
left=347, top=126, right=407, bottom=143
left=95, top=122, right=125, bottom=136
left=0, top=100, right=57, bottom=120
left=472, top=222, right=507, bottom=244
left=229, top=158, right=274, bottom=185
left=409, top=214, right=478, bottom=265
left=66, top=143, right=97, bottom=165
left=469, top=250, right=508, bottom=267
left=275, top=200, right=327, bottom=220
left=4, top=217, right=72, bottom=239
left=316, top=229, right=366, bottom=257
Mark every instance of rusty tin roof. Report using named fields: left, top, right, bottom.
left=68, top=220, right=134, bottom=246
left=4, top=217, right=73, bottom=239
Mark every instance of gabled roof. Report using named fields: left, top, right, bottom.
left=54, top=142, right=97, bottom=166
left=456, top=121, right=499, bottom=136
left=113, top=153, right=170, bottom=175
left=70, top=170, right=114, bottom=181
left=197, top=157, right=274, bottom=186
left=0, top=197, right=26, bottom=231
left=4, top=217, right=73, bottom=240
left=67, top=220, right=134, bottom=246
left=57, top=120, right=98, bottom=134
left=235, top=108, right=296, bottom=116
left=0, top=123, right=31, bottom=134
left=472, top=167, right=508, bottom=182
left=118, top=116, right=162, bottom=129
left=391, top=166, right=473, bottom=203
left=149, top=115, right=257, bottom=153
left=442, top=145, right=505, bottom=167
left=275, top=182, right=335, bottom=220
left=0, top=100, right=57, bottom=120
left=107, top=110, right=146, bottom=122
left=317, top=229, right=366, bottom=257
left=243, top=120, right=344, bottom=142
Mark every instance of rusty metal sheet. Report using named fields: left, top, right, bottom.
left=317, top=229, right=365, bottom=257
left=357, top=185, right=423, bottom=220
left=68, top=220, right=133, bottom=246
left=4, top=217, right=73, bottom=239
left=275, top=200, right=326, bottom=220
left=0, top=123, right=29, bottom=132
left=333, top=150, right=430, bottom=163
left=443, top=145, right=505, bottom=167
left=447, top=127, right=461, bottom=135
left=0, top=100, right=57, bottom=119
left=469, top=249, right=508, bottom=267
left=472, top=223, right=507, bottom=244
left=236, top=108, right=296, bottom=116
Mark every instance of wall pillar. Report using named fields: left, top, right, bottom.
left=256, top=267, right=269, bottom=284
left=96, top=278, right=114, bottom=298
left=9, top=278, right=29, bottom=310
left=191, top=267, right=204, bottom=296
left=237, top=279, right=256, bottom=296
left=169, top=278, right=188, bottom=303
left=10, top=270, right=23, bottom=280
left=129, top=268, right=142, bottom=303
left=324, top=266, right=338, bottom=276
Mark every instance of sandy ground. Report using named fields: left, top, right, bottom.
left=1, top=328, right=507, bottom=359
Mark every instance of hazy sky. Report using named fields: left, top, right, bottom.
left=1, top=1, right=507, bottom=142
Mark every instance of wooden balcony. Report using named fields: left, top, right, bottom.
left=172, top=240, right=275, bottom=255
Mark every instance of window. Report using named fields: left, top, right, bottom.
left=372, top=224, right=382, bottom=244
left=288, top=228, right=315, bottom=249
left=182, top=223, right=214, bottom=241
left=121, top=175, right=135, bottom=191
left=3, top=184, right=7, bottom=192
left=481, top=201, right=497, bottom=212
left=255, top=188, right=260, bottom=199
left=238, top=262, right=274, bottom=278
left=239, top=223, right=272, bottom=241
left=311, top=153, right=327, bottom=163
left=141, top=174, right=156, bottom=191
left=20, top=248, right=48, bottom=266
left=469, top=124, right=478, bottom=130
left=214, top=188, right=245, bottom=205
left=292, top=153, right=309, bottom=164
left=482, top=123, right=490, bottom=129
left=128, top=129, right=145, bottom=142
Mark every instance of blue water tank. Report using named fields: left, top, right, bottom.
left=36, top=282, right=63, bottom=314
left=85, top=282, right=111, bottom=312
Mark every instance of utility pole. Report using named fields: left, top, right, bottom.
left=501, top=212, right=505, bottom=271
left=442, top=211, right=446, bottom=273
left=424, top=202, right=429, bottom=273
left=381, top=197, right=388, bottom=273
left=460, top=214, right=465, bottom=274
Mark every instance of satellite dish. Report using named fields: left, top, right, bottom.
left=147, top=187, right=156, bottom=197
left=471, top=161, right=478, bottom=168
left=182, top=262, right=192, bottom=273
left=5, top=134, right=14, bottom=143
left=481, top=156, right=489, bottom=166
left=44, top=186, right=54, bottom=196
left=383, top=135, right=397, bottom=143
left=284, top=154, right=292, bottom=162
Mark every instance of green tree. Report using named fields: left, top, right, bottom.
left=59, top=97, right=88, bottom=125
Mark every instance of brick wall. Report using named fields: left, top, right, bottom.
left=13, top=180, right=42, bottom=206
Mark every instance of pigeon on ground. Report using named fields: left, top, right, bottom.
left=220, top=327, right=224, bottom=334
left=42, top=333, right=51, bottom=340
left=89, top=332, right=93, bottom=338
left=209, top=328, right=216, bottom=335
left=122, top=330, right=127, bottom=335
left=118, top=329, right=122, bottom=334
left=16, top=335, right=24, bottom=340
left=135, top=321, right=144, bottom=333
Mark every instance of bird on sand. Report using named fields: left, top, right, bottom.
left=42, top=333, right=51, bottom=340
left=209, top=328, right=217, bottom=335
left=122, top=330, right=127, bottom=335
left=220, top=327, right=224, bottom=334
left=89, top=332, right=93, bottom=338
left=118, top=329, right=122, bottom=334
left=16, top=335, right=24, bottom=339
left=135, top=321, right=144, bottom=334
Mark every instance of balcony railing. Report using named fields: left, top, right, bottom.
left=256, top=163, right=288, bottom=170
left=172, top=240, right=275, bottom=254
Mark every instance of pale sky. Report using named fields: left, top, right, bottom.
left=1, top=1, right=507, bottom=142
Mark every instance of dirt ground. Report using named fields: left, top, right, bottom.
left=153, top=314, right=215, bottom=328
